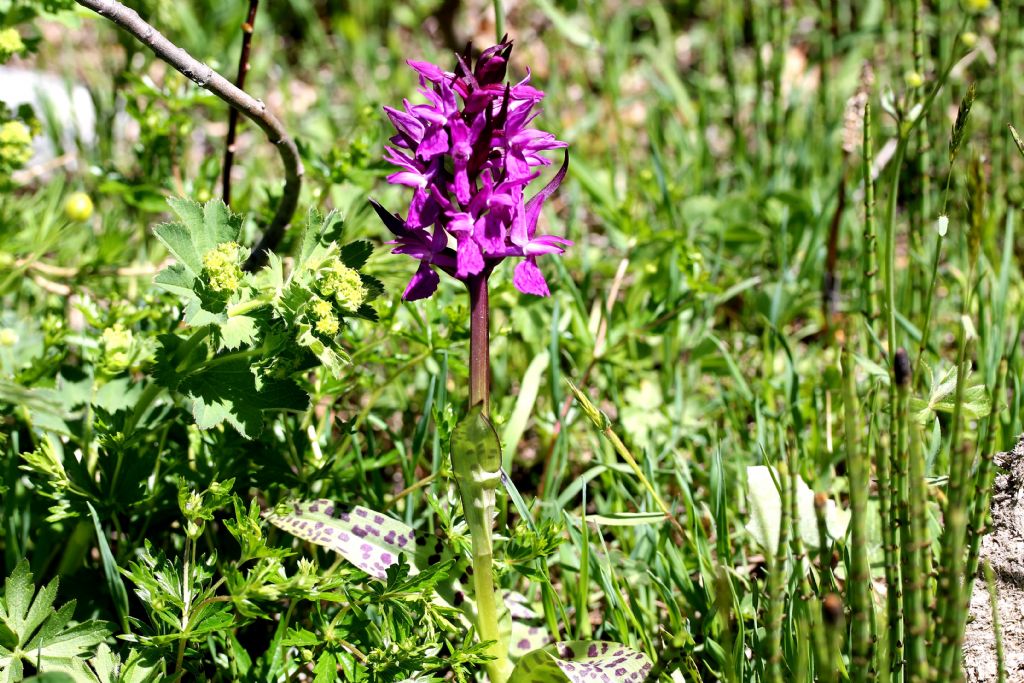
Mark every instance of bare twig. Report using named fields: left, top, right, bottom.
left=222, top=0, right=260, bottom=206
left=74, top=0, right=303, bottom=271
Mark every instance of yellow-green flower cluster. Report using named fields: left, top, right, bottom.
left=202, top=242, right=247, bottom=293
left=0, top=120, right=33, bottom=172
left=316, top=258, right=366, bottom=311
left=0, top=328, right=18, bottom=347
left=309, top=297, right=339, bottom=337
left=100, top=323, right=134, bottom=373
left=0, top=28, right=24, bottom=63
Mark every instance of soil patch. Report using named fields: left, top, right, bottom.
left=964, top=439, right=1024, bottom=682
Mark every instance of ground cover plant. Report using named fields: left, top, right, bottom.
left=0, top=0, right=1022, bottom=680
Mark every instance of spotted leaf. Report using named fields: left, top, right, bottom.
left=510, top=620, right=553, bottom=657
left=264, top=500, right=420, bottom=579
left=509, top=641, right=653, bottom=683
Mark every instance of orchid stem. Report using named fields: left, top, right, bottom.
left=468, top=273, right=491, bottom=414
left=463, top=272, right=512, bottom=683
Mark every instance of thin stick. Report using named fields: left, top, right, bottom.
left=75, top=0, right=303, bottom=271
left=222, top=0, right=260, bottom=206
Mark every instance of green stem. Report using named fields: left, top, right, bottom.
left=492, top=0, right=505, bottom=43
left=227, top=296, right=271, bottom=318
left=454, top=275, right=512, bottom=683
left=842, top=348, right=872, bottom=682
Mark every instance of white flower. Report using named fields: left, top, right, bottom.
left=936, top=214, right=949, bottom=237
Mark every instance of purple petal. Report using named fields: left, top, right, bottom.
left=456, top=236, right=485, bottom=278
left=407, top=188, right=440, bottom=228
left=417, top=126, right=450, bottom=159
left=387, top=170, right=428, bottom=189
left=369, top=198, right=410, bottom=238
left=384, top=106, right=424, bottom=143
left=407, top=60, right=447, bottom=83
left=513, top=257, right=550, bottom=296
left=404, top=262, right=440, bottom=300
left=522, top=149, right=569, bottom=239
left=525, top=235, right=572, bottom=255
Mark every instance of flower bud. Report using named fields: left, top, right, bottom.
left=0, top=28, right=25, bottom=62
left=64, top=192, right=94, bottom=222
left=101, top=323, right=134, bottom=373
left=202, top=242, right=247, bottom=294
left=0, top=328, right=17, bottom=347
left=309, top=297, right=340, bottom=337
left=317, top=259, right=366, bottom=311
left=904, top=71, right=923, bottom=89
left=0, top=120, right=33, bottom=170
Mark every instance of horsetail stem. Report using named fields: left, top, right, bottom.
left=903, top=371, right=930, bottom=682
left=890, top=348, right=911, bottom=679
left=862, top=100, right=880, bottom=329
left=813, top=492, right=834, bottom=593
left=983, top=560, right=1007, bottom=683
left=765, top=455, right=791, bottom=683
left=933, top=319, right=976, bottom=677
left=841, top=347, right=873, bottom=683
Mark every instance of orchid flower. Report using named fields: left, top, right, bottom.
left=371, top=37, right=569, bottom=301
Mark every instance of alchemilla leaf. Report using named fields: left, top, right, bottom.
left=179, top=358, right=308, bottom=438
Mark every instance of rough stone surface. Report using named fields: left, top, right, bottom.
left=964, top=439, right=1024, bottom=682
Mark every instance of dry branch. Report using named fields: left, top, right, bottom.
left=75, top=0, right=302, bottom=270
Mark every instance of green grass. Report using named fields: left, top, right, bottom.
left=0, top=0, right=1019, bottom=681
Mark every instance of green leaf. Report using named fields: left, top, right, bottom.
left=578, top=512, right=668, bottom=527
left=312, top=652, right=337, bottom=683
left=339, top=240, right=373, bottom=270
left=216, top=315, right=259, bottom=352
left=155, top=198, right=244, bottom=278
left=502, top=351, right=549, bottom=462
left=152, top=263, right=196, bottom=298
left=910, top=364, right=991, bottom=424
left=86, top=504, right=129, bottom=634
left=508, top=641, right=652, bottom=682
left=0, top=561, right=111, bottom=680
left=179, top=358, right=308, bottom=438
left=295, top=323, right=349, bottom=379
left=452, top=407, right=502, bottom=475
left=21, top=675, right=77, bottom=683
left=152, top=222, right=202, bottom=276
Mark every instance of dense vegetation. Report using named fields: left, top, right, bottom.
left=0, top=0, right=1019, bottom=681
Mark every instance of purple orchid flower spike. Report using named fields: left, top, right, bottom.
left=371, top=37, right=570, bottom=301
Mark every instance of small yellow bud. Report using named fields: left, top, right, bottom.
left=317, top=258, right=367, bottom=311
left=904, top=70, right=924, bottom=89
left=0, top=120, right=33, bottom=169
left=202, top=242, right=247, bottom=293
left=311, top=298, right=333, bottom=320
left=314, top=312, right=339, bottom=337
left=101, top=323, right=134, bottom=373
left=0, top=328, right=18, bottom=347
left=961, top=31, right=978, bottom=48
left=964, top=0, right=990, bottom=12
left=0, top=28, right=25, bottom=61
left=64, top=192, right=94, bottom=222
